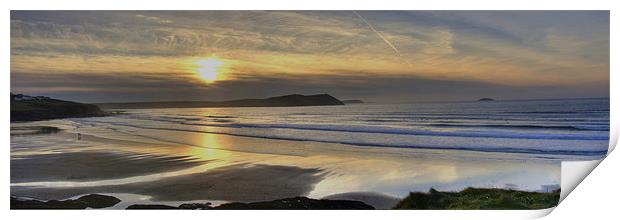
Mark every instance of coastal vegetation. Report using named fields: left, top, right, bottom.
left=11, top=93, right=105, bottom=122
left=11, top=188, right=560, bottom=210
left=394, top=188, right=560, bottom=210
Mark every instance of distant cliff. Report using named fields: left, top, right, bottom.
left=11, top=93, right=105, bottom=122
left=96, top=94, right=345, bottom=109
left=342, top=100, right=364, bottom=104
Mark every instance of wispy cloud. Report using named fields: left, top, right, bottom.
left=135, top=14, right=174, bottom=24
left=353, top=12, right=405, bottom=58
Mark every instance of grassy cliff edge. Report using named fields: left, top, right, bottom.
left=394, top=187, right=560, bottom=210
left=11, top=93, right=106, bottom=122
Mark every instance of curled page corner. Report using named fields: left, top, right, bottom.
left=557, top=132, right=615, bottom=205
left=556, top=109, right=616, bottom=208
left=609, top=116, right=618, bottom=153
left=531, top=207, right=556, bottom=219
left=560, top=159, right=602, bottom=203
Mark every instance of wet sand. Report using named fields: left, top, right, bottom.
left=12, top=164, right=326, bottom=202
left=11, top=151, right=205, bottom=183
left=10, top=120, right=561, bottom=207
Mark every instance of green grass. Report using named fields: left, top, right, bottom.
left=393, top=188, right=560, bottom=210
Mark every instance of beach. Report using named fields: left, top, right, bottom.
left=11, top=125, right=561, bottom=208
left=11, top=99, right=607, bottom=209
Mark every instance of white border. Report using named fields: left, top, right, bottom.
left=2, top=0, right=617, bottom=219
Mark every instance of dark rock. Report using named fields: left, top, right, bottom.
left=322, top=192, right=400, bottom=209
left=76, top=194, right=121, bottom=208
left=477, top=98, right=495, bottom=101
left=126, top=204, right=181, bottom=209
left=10, top=126, right=61, bottom=136
left=11, top=194, right=120, bottom=209
left=213, top=197, right=375, bottom=210
left=178, top=202, right=213, bottom=210
left=121, top=196, right=374, bottom=210
left=11, top=197, right=88, bottom=209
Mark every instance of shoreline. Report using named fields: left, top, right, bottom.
left=11, top=120, right=562, bottom=206
left=11, top=103, right=571, bottom=210
left=11, top=187, right=560, bottom=210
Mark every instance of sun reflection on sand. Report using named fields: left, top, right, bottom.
left=187, top=132, right=233, bottom=161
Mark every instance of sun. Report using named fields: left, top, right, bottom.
left=193, top=57, right=227, bottom=82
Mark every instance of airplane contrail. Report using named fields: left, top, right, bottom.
left=353, top=11, right=408, bottom=63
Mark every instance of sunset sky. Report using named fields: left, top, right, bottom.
left=10, top=11, right=609, bottom=103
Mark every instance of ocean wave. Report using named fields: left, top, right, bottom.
left=427, top=123, right=609, bottom=131
left=205, top=115, right=236, bottom=119
left=79, top=120, right=609, bottom=157
left=180, top=122, right=609, bottom=141
left=109, top=114, right=609, bottom=140
left=328, top=115, right=607, bottom=123
left=501, top=110, right=609, bottom=114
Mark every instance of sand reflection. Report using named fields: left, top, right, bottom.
left=11, top=119, right=560, bottom=205
left=12, top=164, right=326, bottom=202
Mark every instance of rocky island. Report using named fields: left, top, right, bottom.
left=342, top=99, right=364, bottom=104
left=96, top=94, right=345, bottom=109
left=477, top=98, right=495, bottom=101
